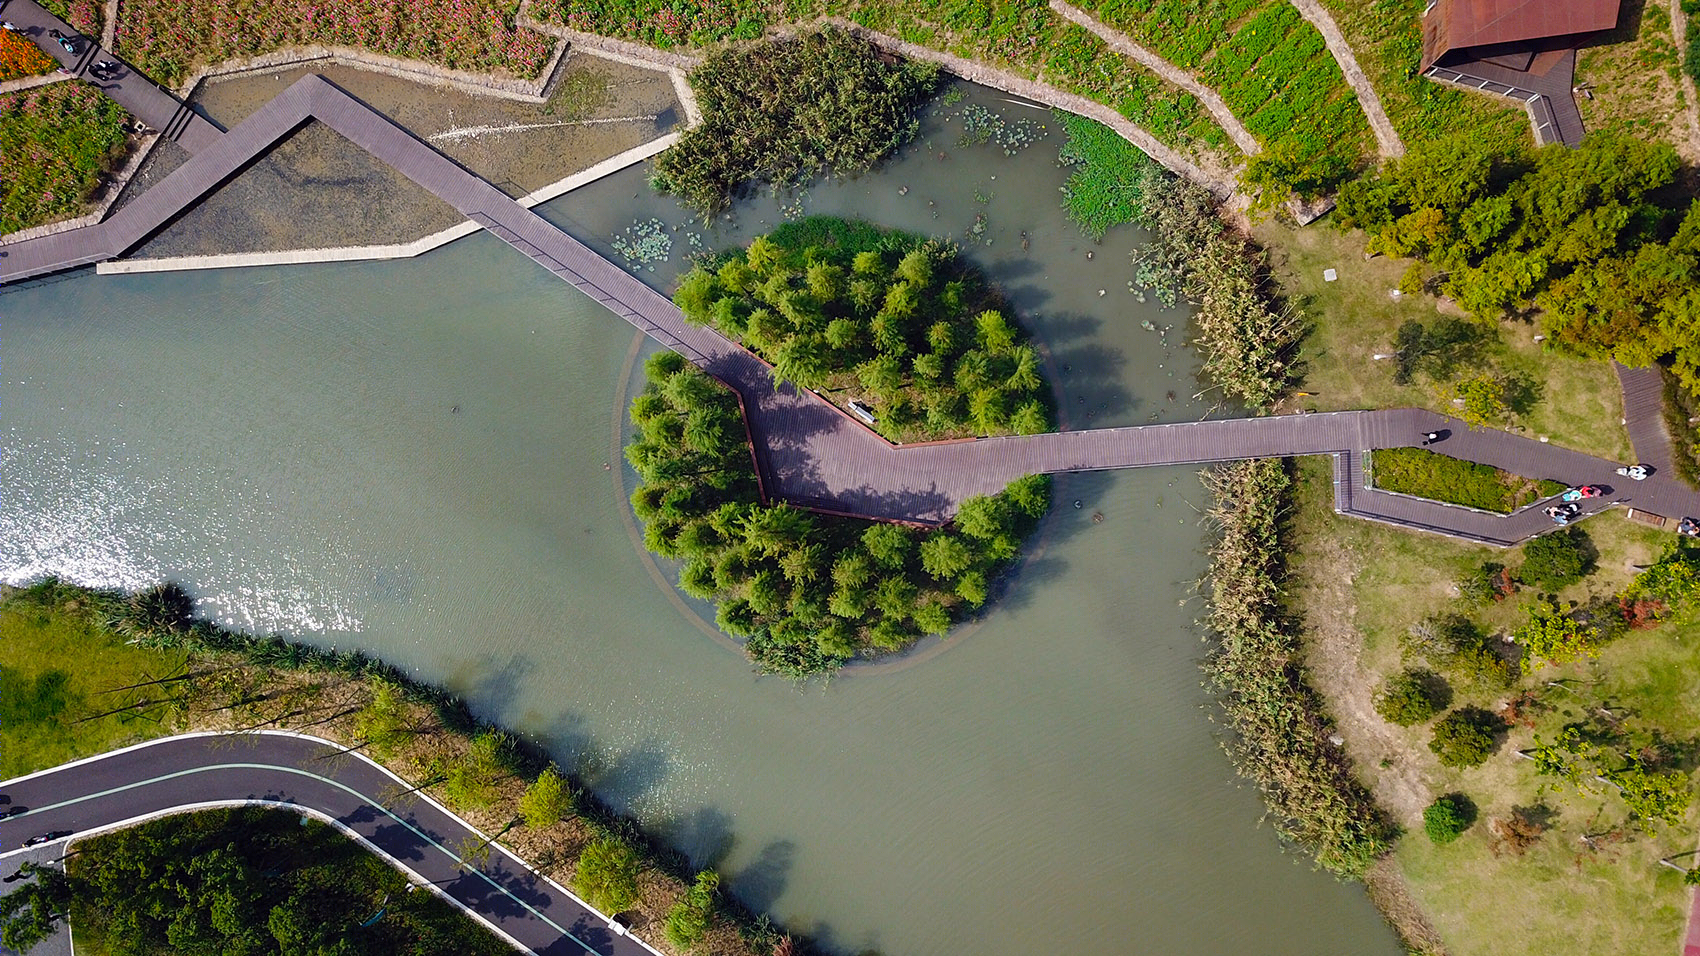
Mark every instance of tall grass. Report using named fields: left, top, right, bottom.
left=1202, top=459, right=1396, bottom=877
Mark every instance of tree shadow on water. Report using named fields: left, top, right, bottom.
left=732, top=839, right=795, bottom=913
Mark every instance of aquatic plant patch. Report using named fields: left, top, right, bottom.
left=1370, top=447, right=1565, bottom=514
left=1202, top=459, right=1394, bottom=877
left=0, top=83, right=131, bottom=234
left=626, top=351, right=1050, bottom=677
left=112, top=0, right=551, bottom=86
left=1054, top=109, right=1163, bottom=238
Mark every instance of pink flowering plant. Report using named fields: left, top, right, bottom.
left=113, top=0, right=552, bottom=85
left=38, top=0, right=104, bottom=35
left=538, top=0, right=775, bottom=48
left=1, top=84, right=131, bottom=233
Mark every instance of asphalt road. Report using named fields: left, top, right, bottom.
left=0, top=733, right=661, bottom=956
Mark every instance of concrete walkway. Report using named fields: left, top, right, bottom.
left=2, top=0, right=223, bottom=152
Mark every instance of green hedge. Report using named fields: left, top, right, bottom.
left=1370, top=447, right=1565, bottom=513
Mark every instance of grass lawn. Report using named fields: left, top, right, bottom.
left=1255, top=219, right=1635, bottom=462
left=1286, top=455, right=1698, bottom=956
left=1369, top=447, right=1567, bottom=513
left=1576, top=0, right=1691, bottom=150
left=0, top=585, right=188, bottom=779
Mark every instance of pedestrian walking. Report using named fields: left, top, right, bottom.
left=1, top=21, right=17, bottom=32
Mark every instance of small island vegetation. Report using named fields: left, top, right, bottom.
left=652, top=29, right=939, bottom=217
left=673, top=216, right=1054, bottom=442
left=1, top=806, right=512, bottom=956
left=627, top=350, right=1050, bottom=677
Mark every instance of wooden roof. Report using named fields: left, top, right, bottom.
left=1423, top=0, right=1621, bottom=68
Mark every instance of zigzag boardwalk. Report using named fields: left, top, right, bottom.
left=5, top=61, right=1699, bottom=543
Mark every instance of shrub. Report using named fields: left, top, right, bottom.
left=519, top=767, right=572, bottom=829
left=664, top=870, right=719, bottom=949
left=574, top=837, right=641, bottom=914
left=1457, top=561, right=1515, bottom=604
left=1518, top=529, right=1591, bottom=590
left=1512, top=600, right=1602, bottom=671
left=1374, top=669, right=1450, bottom=726
left=1423, top=793, right=1478, bottom=844
left=1429, top=707, right=1503, bottom=768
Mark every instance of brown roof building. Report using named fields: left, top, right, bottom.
left=1419, top=0, right=1623, bottom=146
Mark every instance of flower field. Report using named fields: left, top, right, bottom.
left=38, top=0, right=103, bottom=36
left=0, top=26, right=58, bottom=80
left=111, top=0, right=552, bottom=86
left=1, top=83, right=131, bottom=234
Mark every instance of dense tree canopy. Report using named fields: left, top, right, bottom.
left=1336, top=133, right=1700, bottom=390
left=627, top=352, right=1050, bottom=677
left=651, top=28, right=939, bottom=217
left=674, top=217, right=1054, bottom=442
left=2, top=807, right=511, bottom=956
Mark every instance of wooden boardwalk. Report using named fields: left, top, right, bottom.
left=6, top=60, right=1700, bottom=545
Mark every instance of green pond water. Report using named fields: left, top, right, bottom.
left=0, top=81, right=1401, bottom=955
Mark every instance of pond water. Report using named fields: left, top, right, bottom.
left=0, top=82, right=1401, bottom=955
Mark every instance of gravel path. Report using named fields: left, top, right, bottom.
left=1049, top=0, right=1261, bottom=155
left=1286, top=0, right=1404, bottom=158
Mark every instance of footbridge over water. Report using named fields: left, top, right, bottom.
left=4, top=9, right=1696, bottom=546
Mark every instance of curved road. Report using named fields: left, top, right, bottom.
left=0, top=732, right=657, bottom=956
